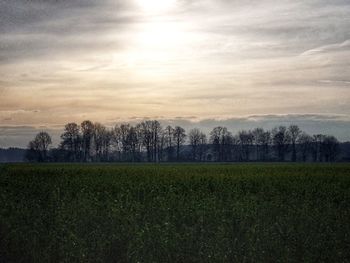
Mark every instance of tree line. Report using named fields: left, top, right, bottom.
left=25, top=120, right=340, bottom=163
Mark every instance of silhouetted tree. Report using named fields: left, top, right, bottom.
left=60, top=122, right=81, bottom=161
left=24, top=119, right=344, bottom=163
left=173, top=126, right=186, bottom=161
left=151, top=120, right=162, bottom=162
left=252, top=128, right=271, bottom=161
left=139, top=121, right=153, bottom=162
left=158, top=128, right=166, bottom=162
left=81, top=120, right=94, bottom=162
left=26, top=131, right=52, bottom=162
left=298, top=132, right=313, bottom=162
left=321, top=135, right=339, bottom=162
left=252, top=128, right=263, bottom=161
left=210, top=126, right=233, bottom=162
left=129, top=126, right=142, bottom=161
left=94, top=124, right=112, bottom=161
left=114, top=124, right=131, bottom=161
left=102, top=130, right=113, bottom=161
left=198, top=132, right=207, bottom=161
left=93, top=123, right=107, bottom=161
left=288, top=125, right=301, bottom=162
left=312, top=134, right=324, bottom=162
left=261, top=130, right=271, bottom=161
left=238, top=130, right=254, bottom=161
left=189, top=128, right=201, bottom=161
left=272, top=126, right=291, bottom=161
left=164, top=125, right=175, bottom=161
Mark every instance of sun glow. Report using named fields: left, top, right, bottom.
left=135, top=0, right=177, bottom=13
left=117, top=0, right=193, bottom=79
left=119, top=20, right=189, bottom=78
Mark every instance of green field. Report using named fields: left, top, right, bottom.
left=1, top=164, right=350, bottom=262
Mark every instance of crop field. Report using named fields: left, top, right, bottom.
left=0, top=163, right=350, bottom=262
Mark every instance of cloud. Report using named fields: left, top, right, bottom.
left=2, top=114, right=350, bottom=148
left=301, top=40, right=350, bottom=56
left=0, top=125, right=62, bottom=148
left=0, top=0, right=135, bottom=63
left=319, top=80, right=350, bottom=85
left=0, top=0, right=350, bottom=146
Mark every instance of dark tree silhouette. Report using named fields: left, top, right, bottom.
left=113, top=124, right=141, bottom=162
left=189, top=128, right=202, bottom=161
left=173, top=126, right=186, bottom=161
left=198, top=132, right=207, bottom=161
left=151, top=120, right=162, bottom=162
left=26, top=131, right=52, bottom=162
left=210, top=126, right=233, bottom=162
left=298, top=132, right=313, bottom=162
left=81, top=120, right=94, bottom=162
left=288, top=125, right=301, bottom=162
left=312, top=134, right=324, bottom=162
left=321, top=135, right=339, bottom=162
left=60, top=122, right=81, bottom=161
left=25, top=120, right=344, bottom=163
left=252, top=128, right=271, bottom=161
left=139, top=121, right=153, bottom=162
left=238, top=130, right=254, bottom=161
left=96, top=126, right=112, bottom=162
left=252, top=128, right=263, bottom=161
left=164, top=125, right=175, bottom=161
left=272, top=126, right=291, bottom=161
left=128, top=126, right=141, bottom=162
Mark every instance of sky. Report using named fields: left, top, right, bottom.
left=0, top=0, right=350, bottom=147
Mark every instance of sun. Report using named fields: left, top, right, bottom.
left=135, top=0, right=176, bottom=13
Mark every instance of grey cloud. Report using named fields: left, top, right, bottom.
left=301, top=40, right=350, bottom=56
left=1, top=114, right=350, bottom=148
left=160, top=114, right=350, bottom=142
left=1, top=0, right=350, bottom=145
left=319, top=80, right=350, bottom=85
left=0, top=0, right=135, bottom=62
left=200, top=1, right=350, bottom=58
left=0, top=125, right=62, bottom=148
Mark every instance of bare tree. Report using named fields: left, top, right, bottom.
left=238, top=130, right=254, bottom=161
left=298, top=132, right=313, bottom=162
left=210, top=127, right=222, bottom=161
left=173, top=126, right=186, bottom=161
left=112, top=125, right=122, bottom=161
left=261, top=130, right=271, bottom=161
left=210, top=126, right=233, bottom=162
left=151, top=120, right=162, bottom=162
left=93, top=123, right=107, bottom=161
left=252, top=128, right=271, bottom=161
left=321, top=135, right=339, bottom=162
left=164, top=125, right=175, bottom=161
left=26, top=131, right=52, bottom=162
left=81, top=120, right=94, bottom=162
left=272, top=126, right=291, bottom=161
left=189, top=128, right=201, bottom=161
left=127, top=126, right=140, bottom=162
left=139, top=121, right=153, bottom=162
left=198, top=132, right=207, bottom=161
left=24, top=119, right=345, bottom=163
left=312, top=134, right=324, bottom=162
left=252, top=128, right=264, bottom=161
left=114, top=124, right=131, bottom=161
left=60, top=122, right=81, bottom=161
left=158, top=129, right=166, bottom=162
left=288, top=125, right=301, bottom=162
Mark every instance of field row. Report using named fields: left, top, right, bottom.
left=1, top=164, right=350, bottom=262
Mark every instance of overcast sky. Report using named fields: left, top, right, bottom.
left=0, top=0, right=350, bottom=147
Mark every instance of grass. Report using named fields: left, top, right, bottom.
left=0, top=163, right=350, bottom=262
